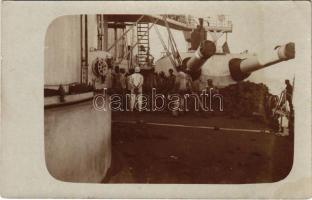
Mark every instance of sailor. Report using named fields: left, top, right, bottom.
left=126, top=68, right=134, bottom=94
left=105, top=66, right=113, bottom=94
left=144, top=67, right=157, bottom=95
left=129, top=66, right=144, bottom=111
left=120, top=69, right=127, bottom=94
left=205, top=79, right=218, bottom=115
left=158, top=71, right=167, bottom=94
left=145, top=48, right=154, bottom=67
left=112, top=66, right=122, bottom=94
left=206, top=79, right=218, bottom=92
left=167, top=69, right=176, bottom=95
left=172, top=69, right=192, bottom=116
left=285, top=79, right=293, bottom=112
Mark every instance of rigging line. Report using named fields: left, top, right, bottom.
left=163, top=15, right=182, bottom=66
left=107, top=15, right=145, bottom=52
left=152, top=22, right=177, bottom=69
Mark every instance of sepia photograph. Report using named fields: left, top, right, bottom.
left=44, top=12, right=296, bottom=184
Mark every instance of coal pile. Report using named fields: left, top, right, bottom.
left=219, top=81, right=270, bottom=121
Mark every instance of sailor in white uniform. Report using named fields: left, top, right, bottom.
left=129, top=66, right=144, bottom=111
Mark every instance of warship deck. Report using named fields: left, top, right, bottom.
left=103, top=111, right=293, bottom=184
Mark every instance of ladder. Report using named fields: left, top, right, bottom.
left=116, top=18, right=159, bottom=67
left=137, top=22, right=150, bottom=66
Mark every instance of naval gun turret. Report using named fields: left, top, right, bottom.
left=155, top=16, right=295, bottom=88
left=178, top=41, right=295, bottom=86
left=183, top=40, right=216, bottom=74
left=227, top=42, right=295, bottom=81
left=156, top=40, right=295, bottom=88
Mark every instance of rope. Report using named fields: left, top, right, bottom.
left=107, top=15, right=145, bottom=52
left=163, top=15, right=182, bottom=66
left=153, top=23, right=177, bottom=69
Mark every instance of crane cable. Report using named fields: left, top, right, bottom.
left=152, top=22, right=178, bottom=69
left=163, top=15, right=182, bottom=66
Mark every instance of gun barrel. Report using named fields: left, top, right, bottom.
left=186, top=40, right=216, bottom=72
left=241, top=42, right=295, bottom=73
left=229, top=42, right=295, bottom=81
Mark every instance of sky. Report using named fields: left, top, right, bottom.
left=148, top=2, right=310, bottom=95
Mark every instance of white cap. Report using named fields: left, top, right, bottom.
left=106, top=53, right=112, bottom=59
left=135, top=66, right=141, bottom=73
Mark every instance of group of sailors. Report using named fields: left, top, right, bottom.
left=102, top=65, right=294, bottom=129
left=103, top=65, right=219, bottom=115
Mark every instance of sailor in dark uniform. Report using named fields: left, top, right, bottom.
left=285, top=79, right=293, bottom=112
